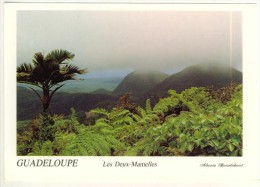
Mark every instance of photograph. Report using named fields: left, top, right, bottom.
left=1, top=2, right=260, bottom=187
left=16, top=10, right=242, bottom=156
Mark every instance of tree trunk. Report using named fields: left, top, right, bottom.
left=42, top=85, right=50, bottom=113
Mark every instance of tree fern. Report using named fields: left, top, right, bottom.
left=28, top=141, right=53, bottom=156
left=62, top=131, right=124, bottom=156
left=145, top=99, right=152, bottom=114
left=109, top=109, right=131, bottom=122
left=153, top=96, right=179, bottom=117
left=90, top=108, right=110, bottom=117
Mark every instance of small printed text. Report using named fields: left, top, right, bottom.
left=200, top=162, right=243, bottom=167
left=103, top=161, right=157, bottom=167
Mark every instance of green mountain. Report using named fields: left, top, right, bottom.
left=112, top=70, right=169, bottom=96
left=148, top=63, right=242, bottom=98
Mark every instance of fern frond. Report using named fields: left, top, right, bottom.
left=90, top=108, right=109, bottom=117
left=113, top=116, right=134, bottom=127
left=62, top=131, right=124, bottom=156
left=136, top=107, right=147, bottom=118
left=145, top=99, right=152, bottom=114
left=110, top=109, right=130, bottom=121
left=130, top=113, right=142, bottom=122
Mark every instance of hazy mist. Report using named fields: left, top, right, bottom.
left=17, top=11, right=242, bottom=78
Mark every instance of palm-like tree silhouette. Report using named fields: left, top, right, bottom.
left=17, top=49, right=86, bottom=113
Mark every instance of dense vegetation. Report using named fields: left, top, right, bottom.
left=17, top=86, right=118, bottom=120
left=17, top=83, right=242, bottom=156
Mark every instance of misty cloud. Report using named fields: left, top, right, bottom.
left=17, top=11, right=242, bottom=77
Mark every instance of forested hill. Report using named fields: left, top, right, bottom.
left=17, top=86, right=118, bottom=120
left=148, top=63, right=242, bottom=98
left=112, top=70, right=169, bottom=96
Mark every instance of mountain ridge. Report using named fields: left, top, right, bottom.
left=112, top=70, right=169, bottom=96
left=147, top=63, right=242, bottom=98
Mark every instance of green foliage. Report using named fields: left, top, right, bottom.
left=91, top=108, right=135, bottom=127
left=17, top=107, right=125, bottom=156
left=61, top=132, right=124, bottom=156
left=17, top=120, right=31, bottom=134
left=145, top=99, right=152, bottom=114
left=128, top=85, right=242, bottom=156
left=17, top=84, right=242, bottom=156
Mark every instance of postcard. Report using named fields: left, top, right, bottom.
left=1, top=1, right=260, bottom=187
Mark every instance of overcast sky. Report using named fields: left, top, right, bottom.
left=17, top=11, right=242, bottom=77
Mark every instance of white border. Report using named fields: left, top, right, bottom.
left=0, top=0, right=5, bottom=187
left=2, top=2, right=260, bottom=187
